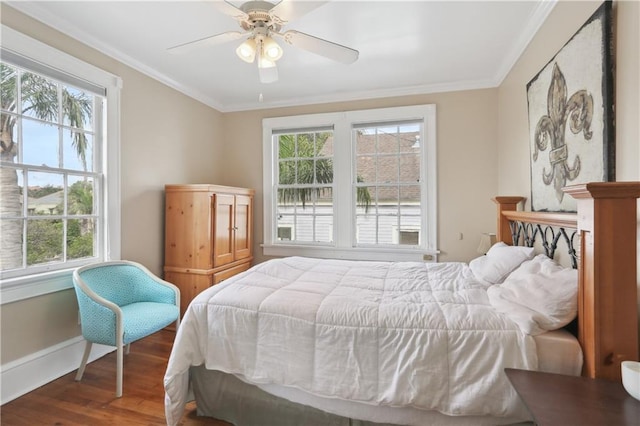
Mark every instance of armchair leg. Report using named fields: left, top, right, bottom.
left=116, top=344, right=123, bottom=398
left=75, top=341, right=93, bottom=382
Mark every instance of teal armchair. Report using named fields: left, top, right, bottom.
left=73, top=260, right=180, bottom=397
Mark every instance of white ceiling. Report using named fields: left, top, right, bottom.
left=7, top=1, right=556, bottom=112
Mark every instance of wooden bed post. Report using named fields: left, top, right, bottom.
left=492, top=196, right=525, bottom=245
left=564, top=182, right=640, bottom=381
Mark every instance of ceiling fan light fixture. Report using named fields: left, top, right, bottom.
left=236, top=38, right=257, bottom=63
left=258, top=55, right=277, bottom=70
left=262, top=36, right=283, bottom=61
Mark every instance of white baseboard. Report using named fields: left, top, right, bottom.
left=0, top=336, right=115, bottom=405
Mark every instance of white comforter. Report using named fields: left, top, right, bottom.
left=164, top=257, right=537, bottom=425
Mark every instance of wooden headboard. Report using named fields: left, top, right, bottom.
left=493, top=182, right=640, bottom=382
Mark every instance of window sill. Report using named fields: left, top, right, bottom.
left=0, top=269, right=75, bottom=304
left=262, top=244, right=439, bottom=262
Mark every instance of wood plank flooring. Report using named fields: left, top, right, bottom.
left=0, top=330, right=231, bottom=425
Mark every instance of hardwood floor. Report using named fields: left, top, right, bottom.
left=1, top=330, right=231, bottom=425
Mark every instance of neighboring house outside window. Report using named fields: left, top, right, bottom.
left=263, top=105, right=437, bottom=262
left=0, top=26, right=121, bottom=303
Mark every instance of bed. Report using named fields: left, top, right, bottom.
left=164, top=182, right=640, bottom=425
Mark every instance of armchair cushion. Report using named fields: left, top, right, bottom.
left=121, top=302, right=179, bottom=344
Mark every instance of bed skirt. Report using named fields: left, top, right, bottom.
left=189, top=365, right=530, bottom=426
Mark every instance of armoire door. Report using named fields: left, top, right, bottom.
left=213, top=193, right=235, bottom=267
left=234, top=194, right=252, bottom=261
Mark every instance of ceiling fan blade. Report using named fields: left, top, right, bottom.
left=167, top=31, right=244, bottom=54
left=280, top=30, right=359, bottom=64
left=212, top=0, right=249, bottom=21
left=270, top=1, right=329, bottom=25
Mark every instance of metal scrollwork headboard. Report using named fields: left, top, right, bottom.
left=509, top=221, right=579, bottom=269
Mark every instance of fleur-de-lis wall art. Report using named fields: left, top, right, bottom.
left=532, top=63, right=593, bottom=203
left=526, top=1, right=614, bottom=212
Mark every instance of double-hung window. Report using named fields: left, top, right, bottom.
left=275, top=127, right=335, bottom=244
left=263, top=105, right=437, bottom=262
left=0, top=26, right=121, bottom=302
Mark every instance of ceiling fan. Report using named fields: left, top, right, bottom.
left=167, top=0, right=359, bottom=84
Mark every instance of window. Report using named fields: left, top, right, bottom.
left=0, top=26, right=121, bottom=302
left=263, top=105, right=437, bottom=262
left=275, top=127, right=334, bottom=244
left=354, top=121, right=423, bottom=247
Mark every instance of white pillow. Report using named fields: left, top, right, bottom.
left=469, top=242, right=535, bottom=284
left=487, top=254, right=578, bottom=335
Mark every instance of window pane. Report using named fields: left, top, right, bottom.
left=378, top=131, right=398, bottom=154
left=400, top=216, right=421, bottom=235
left=377, top=156, right=398, bottom=183
left=355, top=130, right=375, bottom=154
left=276, top=217, right=294, bottom=241
left=317, top=132, right=332, bottom=157
left=356, top=214, right=377, bottom=244
left=401, top=133, right=421, bottom=154
left=297, top=133, right=314, bottom=158
left=315, top=187, right=333, bottom=208
left=67, top=176, right=94, bottom=215
left=297, top=159, right=314, bottom=184
left=356, top=155, right=375, bottom=184
left=1, top=64, right=17, bottom=113
left=64, top=131, right=94, bottom=171
left=399, top=153, right=420, bottom=183
left=400, top=185, right=421, bottom=213
left=22, top=118, right=59, bottom=168
left=21, top=72, right=58, bottom=122
left=377, top=215, right=398, bottom=244
left=315, top=158, right=333, bottom=184
left=277, top=188, right=303, bottom=211
left=315, top=215, right=333, bottom=243
left=0, top=168, right=23, bottom=218
left=67, top=218, right=95, bottom=260
left=279, top=160, right=296, bottom=185
left=62, top=85, right=93, bottom=131
left=278, top=135, right=295, bottom=159
left=27, top=172, right=63, bottom=216
left=356, top=186, right=377, bottom=215
left=293, top=215, right=313, bottom=242
left=0, top=219, right=24, bottom=271
left=378, top=186, right=399, bottom=216
left=27, top=218, right=63, bottom=266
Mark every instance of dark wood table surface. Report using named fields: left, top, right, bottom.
left=505, top=368, right=640, bottom=426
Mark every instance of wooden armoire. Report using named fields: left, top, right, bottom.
left=164, top=184, right=254, bottom=317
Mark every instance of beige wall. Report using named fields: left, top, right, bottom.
left=222, top=89, right=500, bottom=265
left=1, top=5, right=225, bottom=364
left=498, top=0, right=639, bottom=195
left=497, top=0, right=640, bottom=322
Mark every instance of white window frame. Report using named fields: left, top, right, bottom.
left=263, top=105, right=437, bottom=262
left=0, top=26, right=121, bottom=303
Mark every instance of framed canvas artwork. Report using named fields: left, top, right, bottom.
left=527, top=1, right=614, bottom=212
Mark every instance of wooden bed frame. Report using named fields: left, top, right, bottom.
left=493, top=182, right=640, bottom=381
